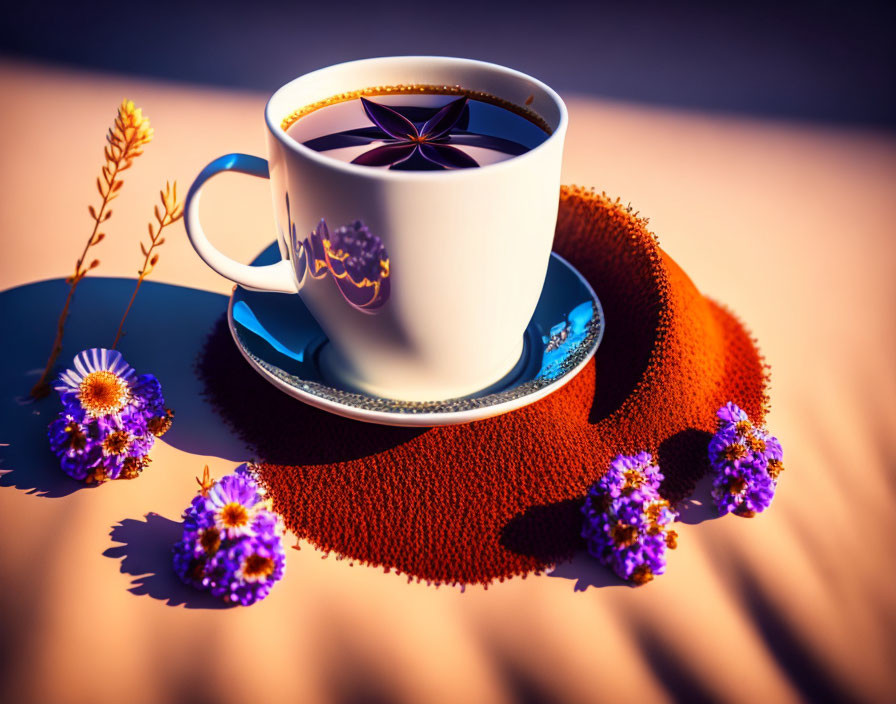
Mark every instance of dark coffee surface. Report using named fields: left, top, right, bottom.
left=286, top=93, right=550, bottom=170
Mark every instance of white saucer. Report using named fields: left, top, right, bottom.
left=227, top=244, right=604, bottom=427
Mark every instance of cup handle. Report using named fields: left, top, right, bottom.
left=185, top=153, right=300, bottom=294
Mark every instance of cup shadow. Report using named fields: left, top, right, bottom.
left=197, top=315, right=428, bottom=466
left=0, top=277, right=248, bottom=498
left=102, top=512, right=233, bottom=609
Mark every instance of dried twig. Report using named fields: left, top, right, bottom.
left=196, top=465, right=215, bottom=497
left=111, top=182, right=183, bottom=348
left=30, top=99, right=153, bottom=398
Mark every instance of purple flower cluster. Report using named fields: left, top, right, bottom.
left=581, top=453, right=678, bottom=586
left=173, top=467, right=286, bottom=606
left=47, top=348, right=173, bottom=483
left=709, top=402, right=784, bottom=517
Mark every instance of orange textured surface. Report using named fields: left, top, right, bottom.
left=199, top=186, right=768, bottom=585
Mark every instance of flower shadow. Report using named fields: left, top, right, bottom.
left=103, top=512, right=233, bottom=609
left=675, top=473, right=721, bottom=525
left=498, top=497, right=625, bottom=591
left=499, top=498, right=632, bottom=591
left=657, top=429, right=720, bottom=525
left=546, top=550, right=632, bottom=591
left=0, top=398, right=89, bottom=498
left=0, top=277, right=247, bottom=498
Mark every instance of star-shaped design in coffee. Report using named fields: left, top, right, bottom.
left=352, top=96, right=479, bottom=170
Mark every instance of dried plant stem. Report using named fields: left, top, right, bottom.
left=111, top=279, right=144, bottom=352
left=30, top=149, right=125, bottom=398
left=30, top=100, right=152, bottom=399
left=112, top=182, right=182, bottom=349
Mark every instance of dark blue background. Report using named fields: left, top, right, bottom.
left=3, top=0, right=894, bottom=127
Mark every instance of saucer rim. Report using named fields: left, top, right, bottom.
left=226, top=251, right=603, bottom=427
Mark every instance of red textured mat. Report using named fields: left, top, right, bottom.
left=198, top=186, right=768, bottom=586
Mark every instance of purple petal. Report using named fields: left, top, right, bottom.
left=389, top=150, right=444, bottom=170
left=419, top=143, right=479, bottom=169
left=351, top=143, right=417, bottom=167
left=420, top=97, right=468, bottom=140
left=360, top=97, right=418, bottom=140
left=445, top=132, right=530, bottom=156
left=388, top=105, right=468, bottom=129
left=302, top=128, right=387, bottom=152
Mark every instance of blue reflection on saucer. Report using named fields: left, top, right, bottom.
left=229, top=244, right=603, bottom=419
left=539, top=301, right=595, bottom=381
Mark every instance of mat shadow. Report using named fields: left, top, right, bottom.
left=197, top=316, right=427, bottom=465
left=103, top=513, right=233, bottom=609
left=657, top=428, right=718, bottom=520
left=0, top=277, right=248, bottom=498
left=587, top=305, right=657, bottom=425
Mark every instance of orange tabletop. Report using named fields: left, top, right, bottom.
left=1, top=58, right=894, bottom=703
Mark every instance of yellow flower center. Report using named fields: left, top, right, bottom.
left=147, top=409, right=174, bottom=437
left=746, top=435, right=767, bottom=453
left=644, top=499, right=669, bottom=523
left=78, top=371, right=128, bottom=416
left=665, top=530, right=678, bottom=549
left=631, top=565, right=654, bottom=586
left=241, top=554, right=276, bottom=581
left=121, top=456, right=146, bottom=480
left=86, top=467, right=109, bottom=484
left=199, top=527, right=221, bottom=554
left=621, top=469, right=648, bottom=496
left=722, top=443, right=747, bottom=462
left=610, top=522, right=638, bottom=548
left=767, top=458, right=784, bottom=480
left=103, top=430, right=130, bottom=455
left=65, top=423, right=87, bottom=451
left=219, top=502, right=250, bottom=529
left=735, top=420, right=752, bottom=435
left=728, top=476, right=748, bottom=495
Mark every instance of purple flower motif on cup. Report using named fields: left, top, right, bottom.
left=305, top=219, right=331, bottom=281
left=283, top=194, right=391, bottom=314
left=323, top=220, right=390, bottom=311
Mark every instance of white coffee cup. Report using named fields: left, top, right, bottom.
left=185, top=56, right=568, bottom=401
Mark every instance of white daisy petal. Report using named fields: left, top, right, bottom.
left=104, top=349, right=123, bottom=371
left=73, top=353, right=91, bottom=378
left=54, top=369, right=83, bottom=393
left=56, top=348, right=137, bottom=418
left=208, top=483, right=225, bottom=505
